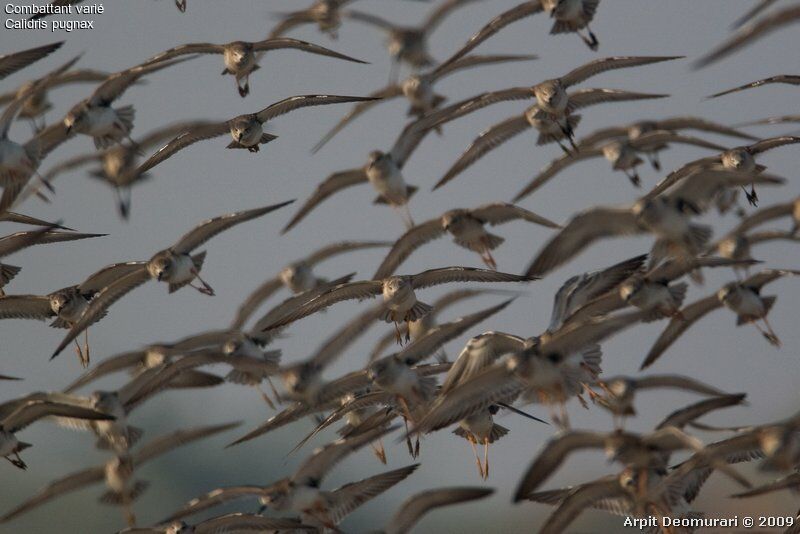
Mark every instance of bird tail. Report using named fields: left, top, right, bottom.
left=0, top=264, right=21, bottom=286
left=98, top=481, right=149, bottom=506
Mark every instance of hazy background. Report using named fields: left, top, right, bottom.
left=1, top=1, right=799, bottom=532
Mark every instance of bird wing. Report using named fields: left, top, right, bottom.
left=135, top=121, right=231, bottom=175
left=227, top=403, right=320, bottom=447
left=539, top=478, right=627, bottom=534
left=575, top=125, right=628, bottom=147
left=328, top=466, right=420, bottom=525
left=386, top=487, right=494, bottom=534
left=2, top=400, right=113, bottom=432
left=413, top=365, right=524, bottom=435
left=252, top=38, right=367, bottom=65
left=544, top=311, right=645, bottom=357
left=164, top=485, right=272, bottom=522
left=728, top=201, right=795, bottom=235
left=741, top=268, right=800, bottom=290
left=646, top=257, right=749, bottom=282
left=656, top=116, right=757, bottom=141
left=0, top=465, right=105, bottom=522
left=441, top=331, right=526, bottom=394
left=640, top=294, right=723, bottom=369
left=293, top=425, right=395, bottom=485
left=312, top=85, right=403, bottom=154
left=644, top=156, right=721, bottom=200
left=89, top=58, right=191, bottom=106
left=0, top=41, right=63, bottom=81
left=514, top=431, right=608, bottom=500
left=135, top=120, right=222, bottom=152
left=0, top=295, right=54, bottom=320
left=373, top=218, right=445, bottom=279
left=195, top=514, right=315, bottom=534
left=635, top=374, right=729, bottom=397
left=230, top=276, right=282, bottom=330
left=256, top=94, right=379, bottom=123
left=560, top=56, right=683, bottom=87
left=513, top=148, right=603, bottom=201
left=400, top=299, right=514, bottom=365
left=668, top=169, right=785, bottom=211
left=567, top=88, right=669, bottom=111
left=436, top=1, right=543, bottom=69
left=51, top=267, right=150, bottom=359
left=345, top=9, right=397, bottom=31
left=433, top=115, right=531, bottom=189
left=694, top=6, right=800, bottom=68
left=411, top=266, right=534, bottom=290
left=731, top=0, right=780, bottom=29
left=525, top=206, right=641, bottom=277
left=171, top=200, right=293, bottom=254
left=259, top=280, right=384, bottom=331
left=747, top=135, right=800, bottom=155
left=142, top=43, right=225, bottom=66
left=552, top=254, right=648, bottom=331
left=708, top=75, right=800, bottom=99
left=430, top=53, right=538, bottom=83
left=267, top=10, right=316, bottom=39
left=78, top=261, right=148, bottom=294
left=657, top=394, right=746, bottom=430
left=0, top=230, right=102, bottom=259
left=23, top=122, right=73, bottom=162
left=470, top=202, right=560, bottom=228
left=62, top=350, right=147, bottom=393
left=281, top=169, right=368, bottom=233
left=134, top=422, right=240, bottom=467
left=629, top=130, right=727, bottom=152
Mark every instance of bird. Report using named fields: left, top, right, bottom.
left=383, top=487, right=494, bottom=534
left=0, top=41, right=63, bottom=81
left=409, top=311, right=645, bottom=434
left=134, top=95, right=380, bottom=176
left=258, top=267, right=535, bottom=340
left=0, top=66, right=117, bottom=130
left=283, top=115, right=437, bottom=232
left=574, top=115, right=758, bottom=169
left=648, top=136, right=800, bottom=206
left=373, top=202, right=560, bottom=277
left=62, top=58, right=193, bottom=149
left=231, top=240, right=391, bottom=329
left=166, top=426, right=409, bottom=527
left=708, top=229, right=800, bottom=269
left=345, top=0, right=481, bottom=79
left=564, top=257, right=758, bottom=326
left=694, top=5, right=800, bottom=68
left=0, top=259, right=149, bottom=366
left=708, top=74, right=800, bottom=99
left=268, top=0, right=432, bottom=40
left=439, top=0, right=603, bottom=69
left=141, top=37, right=368, bottom=97
left=26, top=120, right=219, bottom=218
left=312, top=53, right=538, bottom=153
left=0, top=226, right=105, bottom=296
left=48, top=201, right=294, bottom=360
left=0, top=422, right=239, bottom=527
left=120, top=515, right=316, bottom=533
left=513, top=130, right=728, bottom=201
left=0, top=400, right=114, bottom=469
left=513, top=394, right=747, bottom=500
left=524, top=170, right=783, bottom=277
left=642, top=269, right=800, bottom=369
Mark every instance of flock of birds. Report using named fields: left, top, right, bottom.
left=1, top=0, right=800, bottom=532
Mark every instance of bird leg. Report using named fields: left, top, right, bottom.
left=73, top=338, right=89, bottom=368
left=388, top=59, right=399, bottom=85
left=757, top=316, right=781, bottom=347
left=257, top=385, right=277, bottom=410
left=479, top=245, right=497, bottom=270
left=556, top=139, right=572, bottom=155
left=468, top=436, right=485, bottom=479
left=83, top=328, right=90, bottom=367
left=580, top=25, right=599, bottom=51
left=742, top=184, right=758, bottom=206
left=647, top=151, right=661, bottom=171
left=624, top=169, right=641, bottom=187
left=265, top=376, right=283, bottom=406
left=115, top=188, right=131, bottom=220
left=237, top=76, right=250, bottom=98
left=393, top=319, right=404, bottom=345
left=483, top=438, right=490, bottom=480
left=190, top=268, right=215, bottom=295
left=123, top=499, right=136, bottom=528
left=6, top=453, right=26, bottom=469
left=175, top=0, right=186, bottom=12
left=371, top=439, right=387, bottom=464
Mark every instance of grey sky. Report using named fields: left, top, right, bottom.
left=1, top=1, right=799, bottom=532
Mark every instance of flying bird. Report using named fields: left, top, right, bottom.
left=134, top=95, right=379, bottom=176
left=142, top=37, right=367, bottom=97
left=0, top=41, right=63, bottom=81
left=374, top=202, right=559, bottom=276
left=49, top=201, right=294, bottom=360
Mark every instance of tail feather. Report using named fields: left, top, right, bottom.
left=98, top=480, right=149, bottom=505
left=0, top=263, right=21, bottom=286
left=405, top=301, right=433, bottom=323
